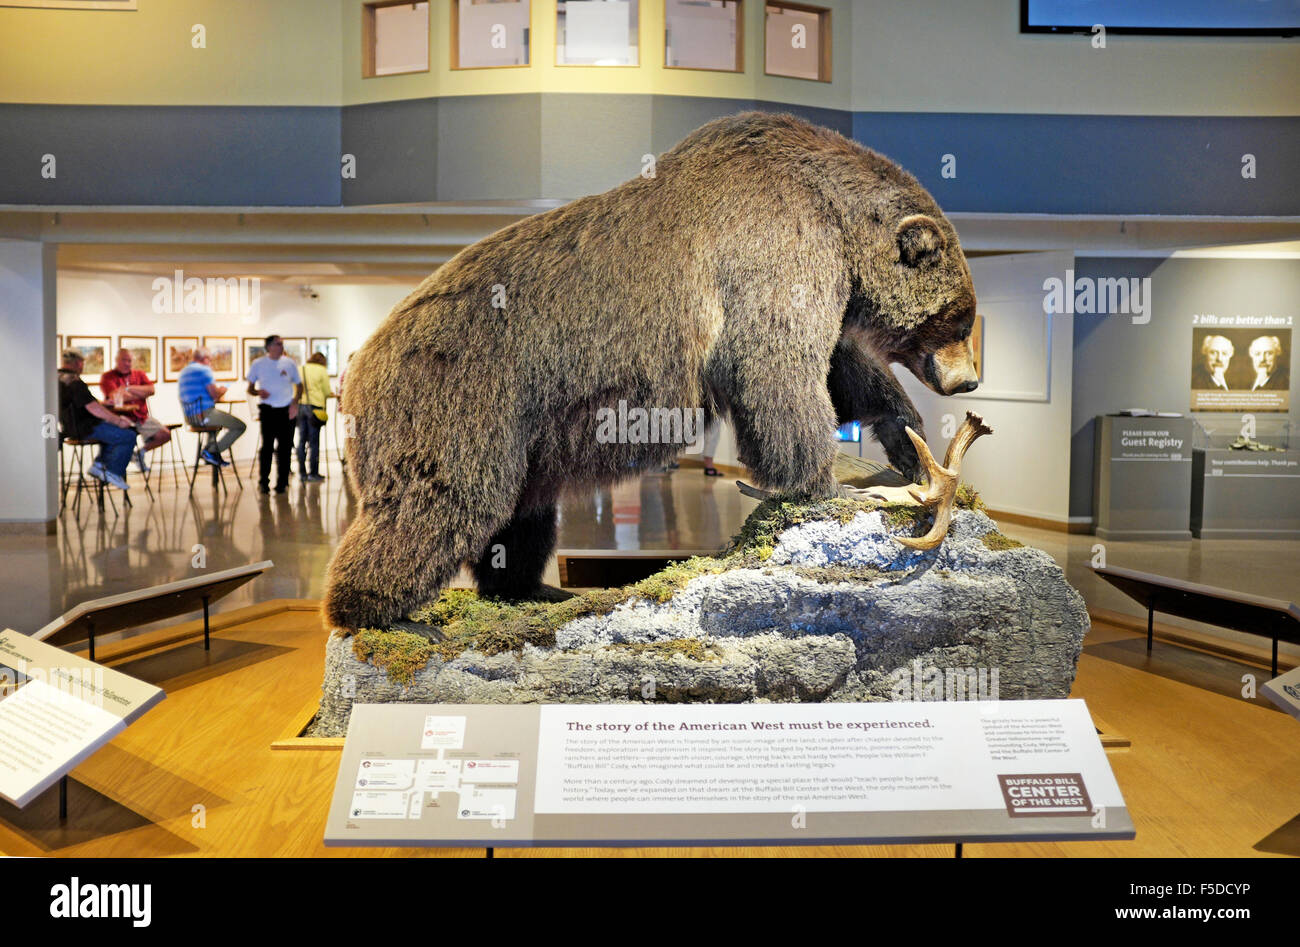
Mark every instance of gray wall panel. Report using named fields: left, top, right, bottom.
left=0, top=104, right=339, bottom=206
left=852, top=112, right=1300, bottom=216
left=436, top=94, right=541, bottom=202
left=342, top=98, right=438, bottom=206
left=650, top=96, right=758, bottom=154
left=540, top=94, right=653, bottom=199
left=0, top=97, right=1294, bottom=215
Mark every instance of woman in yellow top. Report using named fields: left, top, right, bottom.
left=297, top=352, right=333, bottom=482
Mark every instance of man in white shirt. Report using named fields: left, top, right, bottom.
left=246, top=334, right=302, bottom=494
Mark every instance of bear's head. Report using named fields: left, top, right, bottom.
left=845, top=200, right=980, bottom=397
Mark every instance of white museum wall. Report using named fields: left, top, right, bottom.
left=860, top=250, right=1077, bottom=525
left=56, top=271, right=747, bottom=471
left=57, top=273, right=413, bottom=464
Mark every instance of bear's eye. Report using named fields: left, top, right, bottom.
left=959, top=327, right=971, bottom=341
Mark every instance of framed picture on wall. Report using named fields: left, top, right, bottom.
left=118, top=335, right=158, bottom=379
left=203, top=336, right=239, bottom=381
left=281, top=337, right=308, bottom=366
left=310, top=337, right=339, bottom=376
left=67, top=336, right=110, bottom=381
left=243, top=337, right=268, bottom=379
left=163, top=336, right=198, bottom=382
left=969, top=314, right=984, bottom=382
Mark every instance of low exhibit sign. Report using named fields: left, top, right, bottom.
left=324, top=700, right=1135, bottom=848
left=0, top=629, right=165, bottom=808
left=1261, top=665, right=1300, bottom=722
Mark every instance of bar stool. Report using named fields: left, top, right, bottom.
left=61, top=435, right=126, bottom=515
left=183, top=400, right=242, bottom=496
left=143, top=422, right=186, bottom=493
left=248, top=426, right=261, bottom=480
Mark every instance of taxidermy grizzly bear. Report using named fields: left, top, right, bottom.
left=324, top=111, right=980, bottom=631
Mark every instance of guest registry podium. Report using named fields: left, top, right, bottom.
left=1093, top=415, right=1194, bottom=541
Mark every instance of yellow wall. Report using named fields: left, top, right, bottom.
left=3, top=0, right=1296, bottom=116
left=0, top=0, right=341, bottom=106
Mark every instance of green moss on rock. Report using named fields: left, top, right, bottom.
left=607, top=639, right=721, bottom=662
left=350, top=627, right=437, bottom=687
left=350, top=476, right=995, bottom=677
left=955, top=482, right=986, bottom=512
left=980, top=531, right=1023, bottom=551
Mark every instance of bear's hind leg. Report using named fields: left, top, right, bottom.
left=324, top=490, right=507, bottom=631
left=472, top=503, right=563, bottom=600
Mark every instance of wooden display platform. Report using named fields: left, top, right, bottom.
left=0, top=600, right=1294, bottom=857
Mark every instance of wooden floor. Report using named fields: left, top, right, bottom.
left=1, top=601, right=1295, bottom=858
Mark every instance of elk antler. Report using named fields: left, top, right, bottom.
left=737, top=412, right=994, bottom=550
left=844, top=411, right=992, bottom=549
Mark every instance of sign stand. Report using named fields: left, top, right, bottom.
left=325, top=702, right=1135, bottom=851
left=34, top=561, right=272, bottom=659
left=0, top=629, right=166, bottom=814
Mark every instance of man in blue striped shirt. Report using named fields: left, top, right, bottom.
left=177, top=346, right=246, bottom=466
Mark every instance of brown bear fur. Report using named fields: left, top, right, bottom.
left=324, top=111, right=979, bottom=632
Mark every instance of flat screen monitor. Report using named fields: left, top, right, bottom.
left=1021, top=0, right=1300, bottom=36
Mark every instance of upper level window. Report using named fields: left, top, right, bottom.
left=454, top=0, right=531, bottom=68
left=363, top=1, right=430, bottom=78
left=764, top=2, right=830, bottom=82
left=557, top=0, right=639, bottom=66
left=665, top=0, right=741, bottom=73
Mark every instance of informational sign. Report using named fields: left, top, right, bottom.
left=1190, top=320, right=1291, bottom=413
left=1112, top=422, right=1188, bottom=463
left=324, top=700, right=1134, bottom=848
left=1202, top=452, right=1300, bottom=479
left=1095, top=416, right=1194, bottom=540
left=0, top=629, right=165, bottom=808
left=1261, top=665, right=1300, bottom=722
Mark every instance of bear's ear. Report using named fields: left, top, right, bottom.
left=895, top=214, right=947, bottom=267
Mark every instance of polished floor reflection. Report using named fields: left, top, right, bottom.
left=3, top=455, right=1298, bottom=661
left=1, top=457, right=762, bottom=636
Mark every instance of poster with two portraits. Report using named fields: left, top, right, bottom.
left=1190, top=324, right=1290, bottom=413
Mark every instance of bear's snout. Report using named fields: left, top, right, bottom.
left=929, top=339, right=980, bottom=396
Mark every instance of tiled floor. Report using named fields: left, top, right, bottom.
left=3, top=454, right=1297, bottom=662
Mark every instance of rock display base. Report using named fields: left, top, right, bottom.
left=309, top=492, right=1089, bottom=737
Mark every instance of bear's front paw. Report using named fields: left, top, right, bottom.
left=876, top=418, right=924, bottom=484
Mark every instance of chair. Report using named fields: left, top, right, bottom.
left=157, top=423, right=186, bottom=491
left=182, top=400, right=242, bottom=496
left=137, top=422, right=188, bottom=497
left=61, top=434, right=127, bottom=515
left=248, top=425, right=261, bottom=480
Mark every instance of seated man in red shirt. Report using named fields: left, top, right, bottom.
left=100, top=347, right=171, bottom=474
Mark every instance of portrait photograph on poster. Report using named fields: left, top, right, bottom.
left=67, top=336, right=110, bottom=381
left=243, top=337, right=267, bottom=378
left=310, top=337, right=339, bottom=376
left=1190, top=327, right=1291, bottom=412
left=163, top=336, right=197, bottom=382
left=118, top=335, right=157, bottom=378
left=203, top=336, right=239, bottom=381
